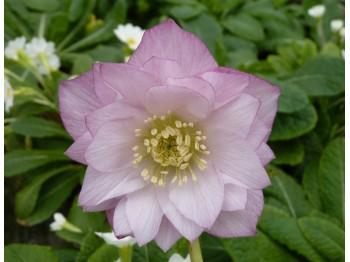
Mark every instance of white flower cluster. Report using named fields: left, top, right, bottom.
left=4, top=77, right=14, bottom=113
left=5, top=36, right=60, bottom=75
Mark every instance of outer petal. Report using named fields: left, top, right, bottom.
left=65, top=131, right=92, bottom=164
left=93, top=63, right=118, bottom=105
left=85, top=119, right=137, bottom=172
left=126, top=186, right=163, bottom=245
left=256, top=142, right=275, bottom=166
left=78, top=167, right=144, bottom=210
left=245, top=119, right=271, bottom=150
left=84, top=198, right=118, bottom=212
left=154, top=217, right=182, bottom=252
left=112, top=197, right=133, bottom=238
left=222, top=184, right=248, bottom=212
left=200, top=70, right=249, bottom=103
left=128, top=19, right=218, bottom=76
left=59, top=71, right=101, bottom=139
left=156, top=187, right=203, bottom=241
left=207, top=190, right=264, bottom=237
left=99, top=63, right=161, bottom=106
left=140, top=57, right=183, bottom=82
left=209, top=137, right=270, bottom=189
left=169, top=163, right=224, bottom=228
left=145, top=85, right=210, bottom=122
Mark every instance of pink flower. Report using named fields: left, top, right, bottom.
left=59, top=19, right=280, bottom=251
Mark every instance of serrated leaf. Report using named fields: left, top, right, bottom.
left=222, top=230, right=298, bottom=262
left=298, top=217, right=344, bottom=261
left=223, top=14, right=264, bottom=41
left=10, top=117, right=70, bottom=139
left=270, top=104, right=318, bottom=141
left=5, top=150, right=70, bottom=177
left=286, top=56, right=344, bottom=96
left=258, top=205, right=325, bottom=262
left=5, top=244, right=59, bottom=262
left=270, top=139, right=304, bottom=165
left=302, top=161, right=322, bottom=210
left=264, top=167, right=310, bottom=217
left=87, top=244, right=118, bottom=262
left=319, top=138, right=345, bottom=225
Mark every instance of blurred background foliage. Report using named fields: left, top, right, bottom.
left=4, top=0, right=344, bottom=261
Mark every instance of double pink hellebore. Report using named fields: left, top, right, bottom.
left=59, top=19, right=280, bottom=251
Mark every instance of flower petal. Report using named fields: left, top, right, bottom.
left=169, top=163, right=224, bottom=228
left=200, top=69, right=249, bottom=103
left=59, top=71, right=101, bottom=139
left=78, top=167, right=144, bottom=210
left=207, top=190, right=264, bottom=238
left=129, top=19, right=217, bottom=76
left=156, top=187, right=203, bottom=241
left=140, top=56, right=183, bottom=82
left=256, top=142, right=275, bottom=166
left=65, top=131, right=92, bottom=164
left=99, top=63, right=161, bottom=106
left=85, top=119, right=137, bottom=172
left=222, top=184, right=248, bottom=211
left=112, top=197, right=133, bottom=238
left=126, top=186, right=163, bottom=245
left=93, top=63, right=118, bottom=105
left=245, top=119, right=271, bottom=150
left=145, top=85, right=210, bottom=122
left=154, top=217, right=182, bottom=252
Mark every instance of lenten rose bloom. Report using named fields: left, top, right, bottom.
left=59, top=19, right=280, bottom=251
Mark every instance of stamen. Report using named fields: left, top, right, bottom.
left=150, top=138, right=158, bottom=147
left=175, top=120, right=182, bottom=128
left=144, top=139, right=150, bottom=146
left=132, top=146, right=139, bottom=151
left=200, top=144, right=206, bottom=150
left=185, top=134, right=191, bottom=146
left=180, top=163, right=189, bottom=170
left=141, top=168, right=149, bottom=177
left=151, top=128, right=158, bottom=135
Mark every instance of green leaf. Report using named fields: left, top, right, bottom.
left=319, top=138, right=345, bottom=225
left=86, top=45, right=124, bottom=63
left=167, top=5, right=202, bottom=20
left=77, top=232, right=104, bottom=262
left=5, top=244, right=59, bottom=262
left=223, top=14, right=265, bottom=41
left=201, top=234, right=231, bottom=262
left=47, top=13, right=70, bottom=43
left=68, top=0, right=86, bottom=21
left=270, top=104, right=318, bottom=141
left=264, top=167, right=310, bottom=217
left=259, top=205, right=325, bottom=262
left=298, top=217, right=345, bottom=261
left=226, top=49, right=257, bottom=68
left=22, top=0, right=60, bottom=11
left=24, top=170, right=81, bottom=226
left=52, top=248, right=78, bottom=262
left=5, top=150, right=69, bottom=177
left=15, top=166, right=79, bottom=219
left=87, top=244, right=118, bottom=262
left=222, top=230, right=298, bottom=262
left=72, top=55, right=94, bottom=75
left=10, top=117, right=70, bottom=139
left=302, top=161, right=322, bottom=210
left=286, top=56, right=344, bottom=96
left=270, top=139, right=304, bottom=165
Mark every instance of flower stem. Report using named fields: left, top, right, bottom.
left=316, top=18, right=326, bottom=47
left=119, top=246, right=132, bottom=262
left=189, top=238, right=203, bottom=262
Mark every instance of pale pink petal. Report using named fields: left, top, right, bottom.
left=206, top=93, right=260, bottom=138
left=256, top=142, right=275, bottom=166
left=112, top=198, right=133, bottom=238
left=129, top=19, right=217, bottom=76
left=59, top=71, right=101, bottom=139
left=156, top=187, right=203, bottom=241
left=154, top=217, right=182, bottom=252
left=85, top=119, right=137, bottom=172
left=140, top=57, right=183, bottom=82
left=78, top=167, right=144, bottom=210
left=169, top=164, right=224, bottom=228
left=65, top=131, right=92, bottom=164
left=200, top=70, right=249, bottom=103
left=145, top=85, right=210, bottom=122
left=93, top=63, right=118, bottom=105
left=245, top=119, right=271, bottom=150
left=222, top=184, right=248, bottom=212
left=84, top=199, right=118, bottom=212
left=99, top=63, right=161, bottom=106
left=210, top=138, right=270, bottom=189
left=207, top=190, right=264, bottom=237
left=165, top=77, right=215, bottom=109
left=86, top=100, right=146, bottom=136
left=126, top=186, right=163, bottom=245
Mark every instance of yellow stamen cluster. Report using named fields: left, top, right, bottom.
left=132, top=111, right=210, bottom=187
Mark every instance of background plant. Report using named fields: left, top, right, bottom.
left=4, top=0, right=344, bottom=261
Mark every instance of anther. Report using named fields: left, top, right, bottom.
left=161, top=130, right=169, bottom=138
left=132, top=146, right=139, bottom=151
left=150, top=138, right=158, bottom=147
left=185, top=134, right=191, bottom=146
left=144, top=139, right=150, bottom=146
left=184, top=153, right=192, bottom=162
left=169, top=157, right=177, bottom=166
left=175, top=120, right=182, bottom=128
left=141, top=168, right=149, bottom=177
left=200, top=144, right=206, bottom=150
left=151, top=176, right=158, bottom=183
left=151, top=129, right=158, bottom=135
left=180, top=163, right=189, bottom=170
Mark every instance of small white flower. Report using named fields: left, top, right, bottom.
left=4, top=78, right=14, bottom=113
left=25, top=37, right=55, bottom=58
left=50, top=213, right=67, bottom=231
left=95, top=232, right=137, bottom=248
left=38, top=54, right=61, bottom=75
left=169, top=253, right=191, bottom=262
left=5, top=36, right=26, bottom=60
left=331, top=20, right=344, bottom=32
left=308, top=5, right=326, bottom=18
left=114, top=23, right=145, bottom=50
